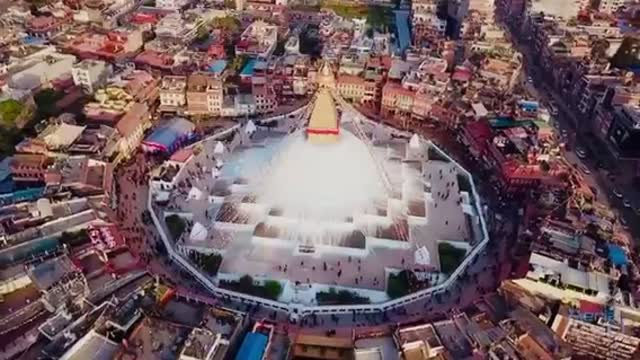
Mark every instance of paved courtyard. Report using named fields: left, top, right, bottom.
left=150, top=101, right=485, bottom=300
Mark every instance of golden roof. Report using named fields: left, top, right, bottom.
left=307, top=89, right=339, bottom=144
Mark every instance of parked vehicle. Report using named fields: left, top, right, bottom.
left=613, top=188, right=623, bottom=198
left=579, top=165, right=591, bottom=175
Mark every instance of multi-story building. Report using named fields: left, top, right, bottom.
left=252, top=85, right=277, bottom=114
left=382, top=82, right=415, bottom=115
left=512, top=252, right=615, bottom=304
left=186, top=73, right=223, bottom=116
left=26, top=13, right=71, bottom=39
left=412, top=0, right=447, bottom=43
left=72, top=59, right=112, bottom=94
left=154, top=12, right=203, bottom=43
left=412, top=87, right=434, bottom=119
left=8, top=53, right=76, bottom=91
left=468, top=0, right=494, bottom=16
left=596, top=103, right=640, bottom=159
left=336, top=74, right=366, bottom=103
left=159, top=76, right=187, bottom=111
left=597, top=0, right=629, bottom=14
left=9, top=154, right=52, bottom=183
left=115, top=102, right=152, bottom=160
left=495, top=0, right=526, bottom=27
left=65, top=28, right=144, bottom=61
left=44, top=156, right=114, bottom=196
left=235, top=21, right=278, bottom=59
left=156, top=0, right=188, bottom=10
left=552, top=311, right=640, bottom=359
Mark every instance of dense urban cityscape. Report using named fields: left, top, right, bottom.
left=1, top=0, right=640, bottom=358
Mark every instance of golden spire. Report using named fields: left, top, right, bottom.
left=307, top=88, right=339, bottom=144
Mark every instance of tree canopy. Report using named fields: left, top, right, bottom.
left=165, top=214, right=186, bottom=241
left=316, top=287, right=370, bottom=305
left=190, top=252, right=223, bottom=275
left=438, top=242, right=467, bottom=274
left=34, top=89, right=63, bottom=119
left=211, top=16, right=241, bottom=32
left=0, top=99, right=25, bottom=128
left=387, top=270, right=415, bottom=298
left=220, top=275, right=282, bottom=300
left=366, top=6, right=393, bottom=32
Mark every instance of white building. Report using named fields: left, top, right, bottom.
left=156, top=0, right=188, bottom=10
left=155, top=12, right=203, bottom=43
left=598, top=0, right=630, bottom=14
left=220, top=94, right=257, bottom=117
left=159, top=75, right=187, bottom=109
left=530, top=0, right=588, bottom=19
left=9, top=53, right=76, bottom=91
left=72, top=59, right=112, bottom=94
left=235, top=21, right=278, bottom=58
left=512, top=252, right=614, bottom=304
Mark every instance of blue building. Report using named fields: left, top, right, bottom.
left=142, top=117, right=196, bottom=154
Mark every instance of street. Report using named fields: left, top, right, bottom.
left=513, top=33, right=639, bottom=248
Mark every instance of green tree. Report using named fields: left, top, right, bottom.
left=165, top=214, right=186, bottom=241
left=0, top=127, right=21, bottom=155
left=316, top=287, right=370, bottom=305
left=366, top=6, right=392, bottom=31
left=264, top=280, right=283, bottom=300
left=196, top=26, right=210, bottom=42
left=540, top=160, right=551, bottom=172
left=60, top=229, right=90, bottom=247
left=387, top=270, right=412, bottom=298
left=202, top=253, right=222, bottom=275
left=591, top=38, right=610, bottom=62
left=211, top=16, right=241, bottom=32
left=230, top=55, right=248, bottom=73
left=238, top=275, right=254, bottom=292
left=0, top=99, right=24, bottom=128
left=438, top=242, right=467, bottom=274
left=34, top=89, right=63, bottom=119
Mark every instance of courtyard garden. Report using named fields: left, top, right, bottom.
left=220, top=275, right=283, bottom=301
left=438, top=242, right=467, bottom=274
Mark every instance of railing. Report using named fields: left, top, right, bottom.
left=148, top=102, right=491, bottom=316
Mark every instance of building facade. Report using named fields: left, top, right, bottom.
left=186, top=73, right=223, bottom=116
left=72, top=59, right=112, bottom=94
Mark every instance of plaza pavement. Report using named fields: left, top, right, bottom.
left=155, top=119, right=475, bottom=295
left=114, top=112, right=518, bottom=336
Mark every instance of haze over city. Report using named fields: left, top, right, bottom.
left=0, top=0, right=640, bottom=359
